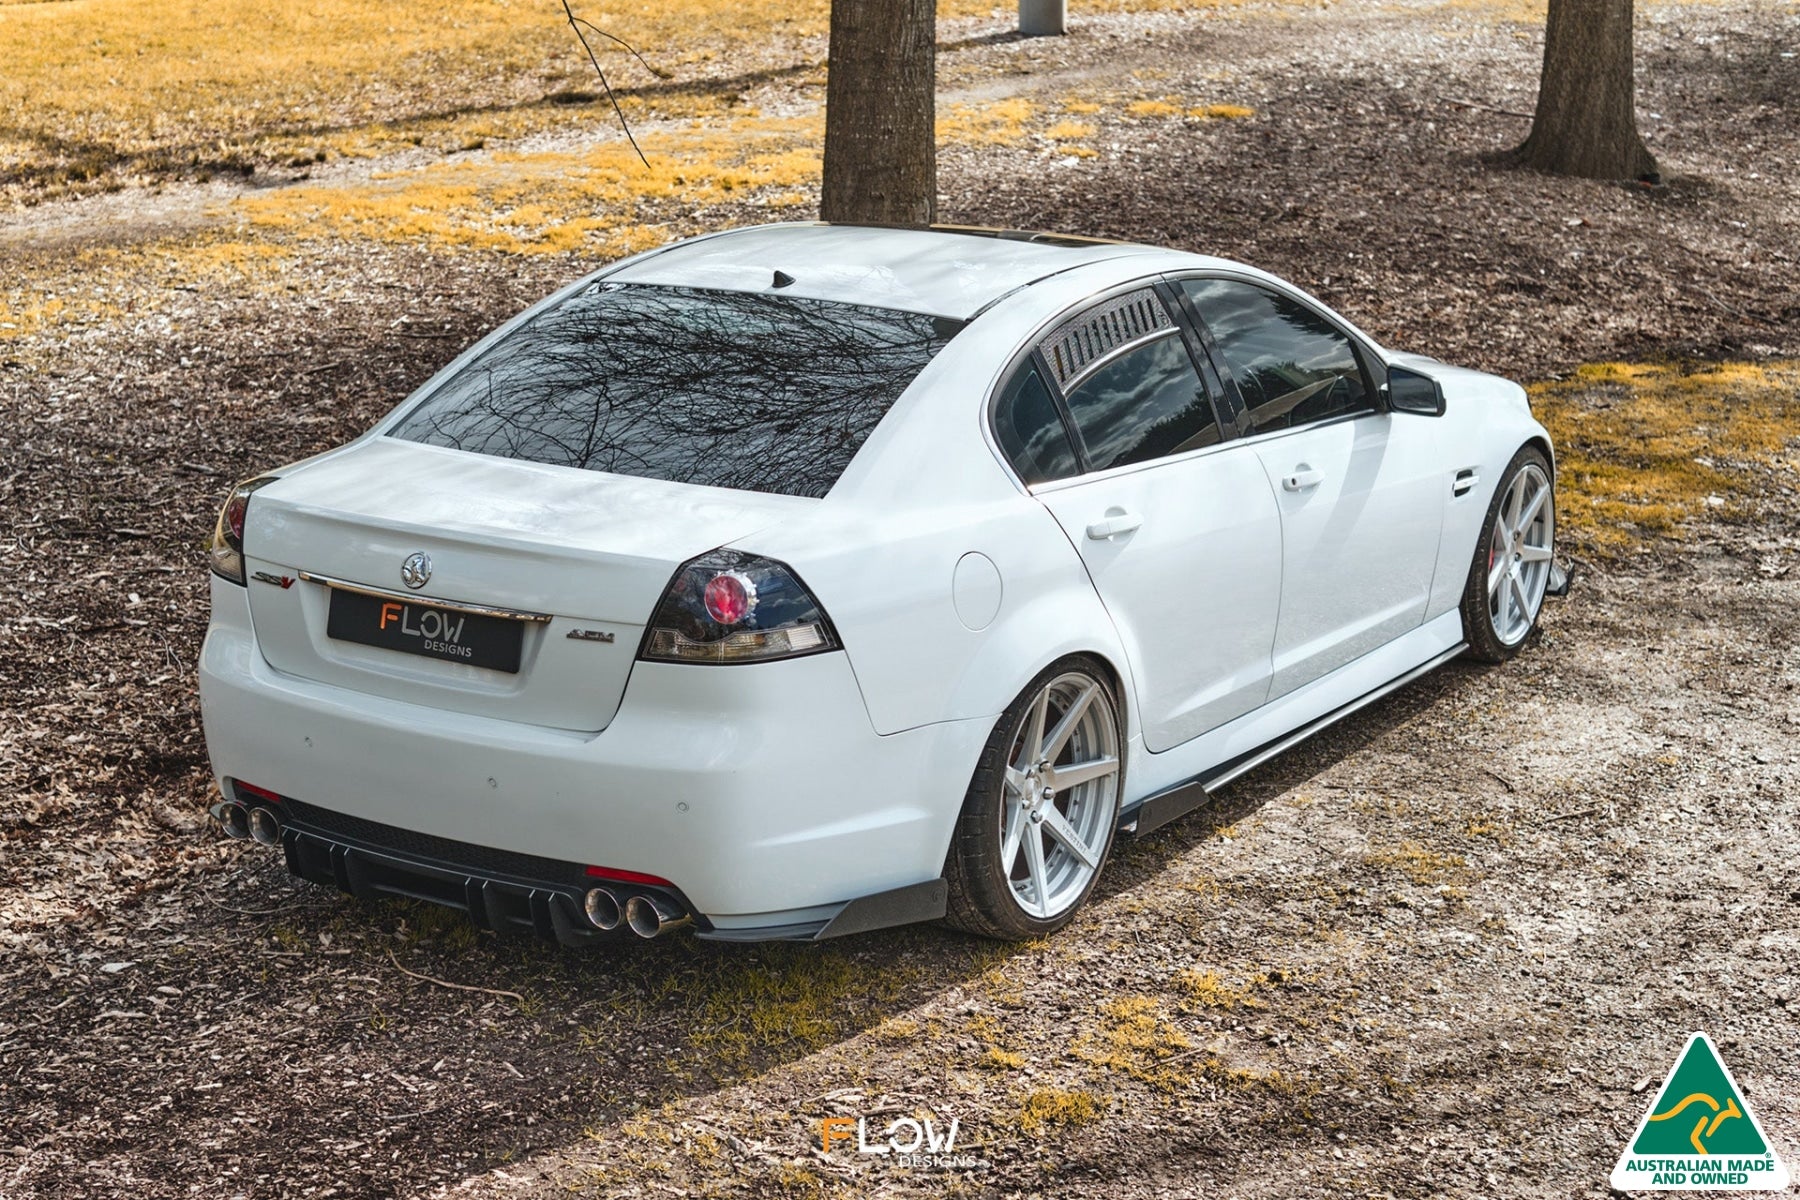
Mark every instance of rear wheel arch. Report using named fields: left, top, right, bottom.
left=942, top=652, right=1128, bottom=940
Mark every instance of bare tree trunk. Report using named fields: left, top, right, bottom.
left=820, top=0, right=936, bottom=225
left=1517, top=0, right=1659, bottom=181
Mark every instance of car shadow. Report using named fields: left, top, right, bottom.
left=1090, top=656, right=1496, bottom=903
left=51, top=655, right=1499, bottom=1198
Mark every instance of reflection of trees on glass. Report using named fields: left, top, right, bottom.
left=389, top=284, right=961, bottom=499
left=994, top=367, right=1079, bottom=485
left=1182, top=279, right=1369, bottom=434
left=1062, top=333, right=1217, bottom=473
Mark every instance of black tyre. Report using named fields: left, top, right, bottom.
left=943, top=656, right=1124, bottom=941
left=1461, top=445, right=1555, bottom=663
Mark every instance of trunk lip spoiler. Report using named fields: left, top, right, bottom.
left=294, top=569, right=555, bottom=623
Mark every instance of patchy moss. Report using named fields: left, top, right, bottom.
left=1175, top=968, right=1266, bottom=1011
left=1530, top=359, right=1800, bottom=554
left=1073, top=996, right=1193, bottom=1091
left=1188, top=103, right=1255, bottom=119
left=980, top=1046, right=1028, bottom=1071
left=1364, top=840, right=1469, bottom=886
left=685, top=945, right=907, bottom=1071
left=1126, top=98, right=1183, bottom=118
left=1018, top=1087, right=1101, bottom=1134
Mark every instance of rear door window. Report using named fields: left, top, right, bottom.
left=1061, top=332, right=1218, bottom=473
left=389, top=283, right=962, bottom=499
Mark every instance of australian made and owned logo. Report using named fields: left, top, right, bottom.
left=1611, top=1032, right=1791, bottom=1191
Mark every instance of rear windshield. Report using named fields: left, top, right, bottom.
left=388, top=283, right=962, bottom=498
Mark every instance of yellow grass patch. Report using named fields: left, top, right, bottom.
left=0, top=0, right=996, bottom=170
left=1530, top=360, right=1800, bottom=553
left=1189, top=103, right=1256, bottom=120
left=980, top=1046, right=1028, bottom=1070
left=229, top=114, right=823, bottom=255
left=1364, top=840, right=1468, bottom=886
left=1175, top=968, right=1266, bottom=1011
left=1073, top=995, right=1192, bottom=1090
left=1126, top=98, right=1184, bottom=118
left=936, top=98, right=1038, bottom=146
left=1017, top=1087, right=1101, bottom=1134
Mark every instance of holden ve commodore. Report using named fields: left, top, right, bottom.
left=198, top=222, right=1561, bottom=943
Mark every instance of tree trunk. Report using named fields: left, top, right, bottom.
left=1517, top=0, right=1659, bottom=182
left=820, top=0, right=936, bottom=225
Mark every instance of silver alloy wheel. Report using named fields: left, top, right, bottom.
left=998, top=672, right=1121, bottom=920
left=1486, top=462, right=1554, bottom=646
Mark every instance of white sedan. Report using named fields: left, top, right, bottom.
left=198, top=223, right=1559, bottom=943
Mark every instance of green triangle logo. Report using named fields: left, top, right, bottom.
left=1611, top=1032, right=1791, bottom=1191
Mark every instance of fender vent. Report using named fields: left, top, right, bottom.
left=1041, top=288, right=1174, bottom=390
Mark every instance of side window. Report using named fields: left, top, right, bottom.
left=993, top=364, right=1079, bottom=486
left=1062, top=332, right=1218, bottom=473
left=1182, top=279, right=1371, bottom=435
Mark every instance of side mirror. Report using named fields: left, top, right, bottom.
left=1384, top=366, right=1446, bottom=416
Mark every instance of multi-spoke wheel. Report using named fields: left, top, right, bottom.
left=944, top=657, right=1123, bottom=940
left=1463, top=446, right=1555, bottom=662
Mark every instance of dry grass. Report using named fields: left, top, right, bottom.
left=1016, top=1087, right=1101, bottom=1134
left=231, top=112, right=822, bottom=255
left=1531, top=360, right=1800, bottom=554
left=0, top=0, right=999, bottom=200
left=1175, top=968, right=1266, bottom=1011
left=1363, top=840, right=1469, bottom=886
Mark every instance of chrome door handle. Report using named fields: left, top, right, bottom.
left=1282, top=466, right=1324, bottom=492
left=1085, top=511, right=1143, bottom=540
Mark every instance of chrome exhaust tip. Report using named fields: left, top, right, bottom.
left=624, top=894, right=692, bottom=939
left=583, top=887, right=623, bottom=931
left=248, top=806, right=282, bottom=846
left=211, top=800, right=251, bottom=840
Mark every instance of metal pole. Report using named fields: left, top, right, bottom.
left=1019, top=0, right=1066, bottom=36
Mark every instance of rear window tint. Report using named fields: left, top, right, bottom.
left=389, top=283, right=962, bottom=499
left=993, top=364, right=1079, bottom=486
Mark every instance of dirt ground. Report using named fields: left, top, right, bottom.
left=2, top=2, right=1797, bottom=1198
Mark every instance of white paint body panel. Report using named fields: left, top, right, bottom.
left=198, top=224, right=1553, bottom=932
left=243, top=437, right=812, bottom=732
left=1249, top=413, right=1445, bottom=697
left=1035, top=445, right=1283, bottom=752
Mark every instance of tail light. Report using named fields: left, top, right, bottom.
left=639, top=549, right=839, bottom=665
left=207, top=476, right=279, bottom=585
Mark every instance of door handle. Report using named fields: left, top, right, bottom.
left=1282, top=466, right=1325, bottom=492
left=1085, top=510, right=1143, bottom=540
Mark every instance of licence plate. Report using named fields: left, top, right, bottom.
left=325, top=588, right=524, bottom=673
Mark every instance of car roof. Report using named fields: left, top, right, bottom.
left=602, top=222, right=1177, bottom=320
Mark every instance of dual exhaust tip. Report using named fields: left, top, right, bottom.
left=213, top=799, right=283, bottom=846
left=584, top=887, right=692, bottom=939
left=214, top=799, right=689, bottom=939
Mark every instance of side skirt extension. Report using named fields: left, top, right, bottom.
left=1123, top=642, right=1470, bottom=840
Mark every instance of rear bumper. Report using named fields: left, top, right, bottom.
left=198, top=579, right=990, bottom=934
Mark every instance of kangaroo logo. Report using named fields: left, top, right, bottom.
left=1610, top=1032, right=1790, bottom=1191
left=1648, top=1091, right=1744, bottom=1156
